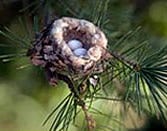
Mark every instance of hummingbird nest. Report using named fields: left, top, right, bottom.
left=28, top=17, right=109, bottom=85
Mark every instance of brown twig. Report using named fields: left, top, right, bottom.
left=82, top=104, right=96, bottom=131
left=55, top=72, right=96, bottom=131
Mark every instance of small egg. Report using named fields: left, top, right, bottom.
left=73, top=48, right=87, bottom=57
left=68, top=39, right=83, bottom=50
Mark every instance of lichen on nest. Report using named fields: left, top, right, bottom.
left=27, top=17, right=109, bottom=85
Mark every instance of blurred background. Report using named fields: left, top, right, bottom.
left=0, top=0, right=167, bottom=131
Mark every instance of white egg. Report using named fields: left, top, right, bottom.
left=73, top=48, right=87, bottom=57
left=67, top=39, right=83, bottom=50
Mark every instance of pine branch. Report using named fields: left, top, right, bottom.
left=1, top=1, right=167, bottom=131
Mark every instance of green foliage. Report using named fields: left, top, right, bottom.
left=0, top=0, right=167, bottom=131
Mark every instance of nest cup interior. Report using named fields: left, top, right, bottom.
left=63, top=27, right=92, bottom=50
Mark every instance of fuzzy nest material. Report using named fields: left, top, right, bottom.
left=28, top=17, right=108, bottom=85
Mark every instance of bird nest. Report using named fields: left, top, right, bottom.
left=28, top=17, right=109, bottom=85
